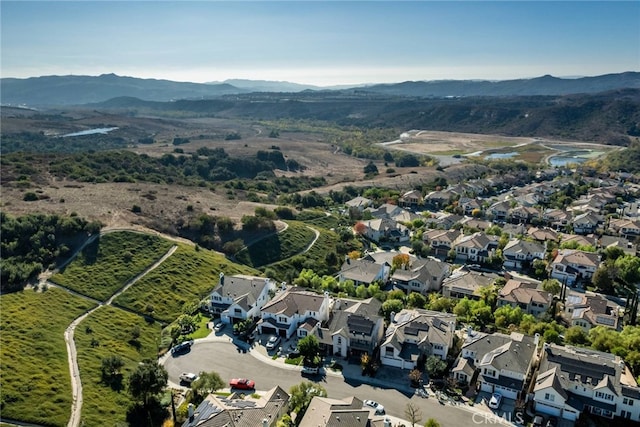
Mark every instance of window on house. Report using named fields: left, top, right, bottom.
left=544, top=393, right=555, bottom=402
left=234, top=308, right=242, bottom=314
left=299, top=330, right=307, bottom=337
left=213, top=296, right=221, bottom=301
left=337, top=337, right=342, bottom=344
left=624, top=398, right=634, bottom=406
left=385, top=346, right=394, bottom=357
left=595, top=391, right=614, bottom=401
left=278, top=316, right=286, bottom=323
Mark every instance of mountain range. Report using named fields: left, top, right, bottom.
left=1, top=72, right=639, bottom=107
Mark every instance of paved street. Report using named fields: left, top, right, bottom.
left=163, top=336, right=515, bottom=427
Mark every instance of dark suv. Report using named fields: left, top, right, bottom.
left=171, top=340, right=193, bottom=356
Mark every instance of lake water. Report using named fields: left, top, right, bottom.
left=62, top=127, right=119, bottom=137
left=548, top=150, right=596, bottom=167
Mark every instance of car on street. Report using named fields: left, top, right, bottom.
left=363, top=399, right=385, bottom=414
left=301, top=366, right=319, bottom=375
left=179, top=372, right=197, bottom=384
left=265, top=335, right=281, bottom=351
left=532, top=415, right=545, bottom=427
left=488, top=393, right=502, bottom=409
left=229, top=378, right=255, bottom=390
left=171, top=340, right=193, bottom=356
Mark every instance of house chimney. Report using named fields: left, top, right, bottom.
left=188, top=403, right=195, bottom=420
left=384, top=417, right=392, bottom=427
left=467, top=326, right=473, bottom=338
left=219, top=272, right=225, bottom=287
left=449, top=321, right=456, bottom=333
left=534, top=333, right=540, bottom=346
left=262, top=419, right=269, bottom=427
left=390, top=311, right=396, bottom=323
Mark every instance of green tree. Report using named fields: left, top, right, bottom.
left=382, top=299, right=404, bottom=321
left=288, top=381, right=327, bottom=421
left=425, top=355, right=447, bottom=378
left=101, top=355, right=125, bottom=388
left=494, top=305, right=524, bottom=328
left=542, top=279, right=561, bottom=296
left=565, top=326, right=590, bottom=346
left=424, top=419, right=441, bottom=427
left=298, top=335, right=320, bottom=366
left=407, top=292, right=427, bottom=309
left=191, top=371, right=224, bottom=401
left=128, top=359, right=168, bottom=408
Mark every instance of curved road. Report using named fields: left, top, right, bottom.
left=163, top=339, right=512, bottom=427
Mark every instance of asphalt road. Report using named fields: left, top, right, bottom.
left=164, top=341, right=513, bottom=427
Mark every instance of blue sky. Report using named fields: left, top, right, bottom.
left=1, top=1, right=639, bottom=86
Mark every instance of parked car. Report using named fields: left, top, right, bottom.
left=545, top=416, right=558, bottom=427
left=301, top=366, right=319, bottom=375
left=214, top=322, right=224, bottom=332
left=179, top=372, right=197, bottom=384
left=532, top=415, right=545, bottom=427
left=265, top=335, right=281, bottom=351
left=171, top=340, right=193, bottom=356
left=363, top=399, right=385, bottom=414
left=488, top=393, right=502, bottom=409
left=229, top=378, right=255, bottom=390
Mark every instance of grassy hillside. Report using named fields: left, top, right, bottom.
left=49, top=231, right=174, bottom=301
left=0, top=288, right=97, bottom=426
left=75, top=306, right=162, bottom=427
left=234, top=221, right=316, bottom=268
left=113, top=243, right=258, bottom=322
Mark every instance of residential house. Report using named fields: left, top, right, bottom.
left=359, top=218, right=410, bottom=244
left=313, top=297, right=384, bottom=358
left=452, top=232, right=499, bottom=263
left=380, top=309, right=457, bottom=370
left=542, top=209, right=571, bottom=230
left=429, top=213, right=464, bottom=230
left=182, top=385, right=289, bottom=427
left=509, top=206, right=541, bottom=224
left=502, top=239, right=545, bottom=270
left=208, top=274, right=275, bottom=324
left=441, top=266, right=501, bottom=301
left=609, top=218, right=640, bottom=240
left=460, top=217, right=492, bottom=232
left=572, top=212, right=602, bottom=235
left=528, top=227, right=560, bottom=244
left=345, top=196, right=373, bottom=212
left=560, top=233, right=597, bottom=249
left=501, top=223, right=528, bottom=239
left=258, top=288, right=332, bottom=339
left=598, top=235, right=637, bottom=256
left=497, top=279, right=552, bottom=317
left=365, top=203, right=404, bottom=220
left=451, top=331, right=538, bottom=400
left=422, top=228, right=461, bottom=257
left=390, top=257, right=450, bottom=294
left=458, top=197, right=483, bottom=216
left=338, top=258, right=388, bottom=286
left=424, top=190, right=454, bottom=209
left=299, top=396, right=379, bottom=427
left=550, top=249, right=600, bottom=286
left=533, top=344, right=640, bottom=422
left=563, top=292, right=620, bottom=332
left=488, top=200, right=512, bottom=221
left=398, top=189, right=423, bottom=209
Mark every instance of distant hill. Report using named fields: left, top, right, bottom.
left=0, top=73, right=247, bottom=107
left=1, top=72, right=639, bottom=107
left=360, top=72, right=640, bottom=97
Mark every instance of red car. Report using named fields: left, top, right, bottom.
left=229, top=378, right=255, bottom=390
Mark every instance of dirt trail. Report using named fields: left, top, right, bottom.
left=62, top=240, right=177, bottom=427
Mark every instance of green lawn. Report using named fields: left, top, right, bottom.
left=49, top=231, right=174, bottom=301
left=0, top=288, right=97, bottom=426
left=235, top=221, right=316, bottom=267
left=74, top=306, right=162, bottom=427
left=113, top=243, right=258, bottom=323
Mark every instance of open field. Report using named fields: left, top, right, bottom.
left=0, top=287, right=97, bottom=426
left=49, top=231, right=174, bottom=301
left=74, top=306, right=162, bottom=427
left=113, top=242, right=259, bottom=323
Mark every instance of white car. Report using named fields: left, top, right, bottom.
left=265, top=335, right=281, bottom=351
left=363, top=399, right=385, bottom=414
left=488, top=393, right=502, bottom=409
left=179, top=372, right=197, bottom=384
left=214, top=322, right=224, bottom=332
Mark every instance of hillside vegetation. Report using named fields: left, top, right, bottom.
left=234, top=221, right=316, bottom=267
left=0, top=288, right=97, bottom=426
left=49, top=231, right=174, bottom=301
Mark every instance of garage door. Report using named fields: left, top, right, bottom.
left=535, top=401, right=562, bottom=417
left=260, top=326, right=276, bottom=335
left=481, top=382, right=494, bottom=394
left=494, top=385, right=517, bottom=400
